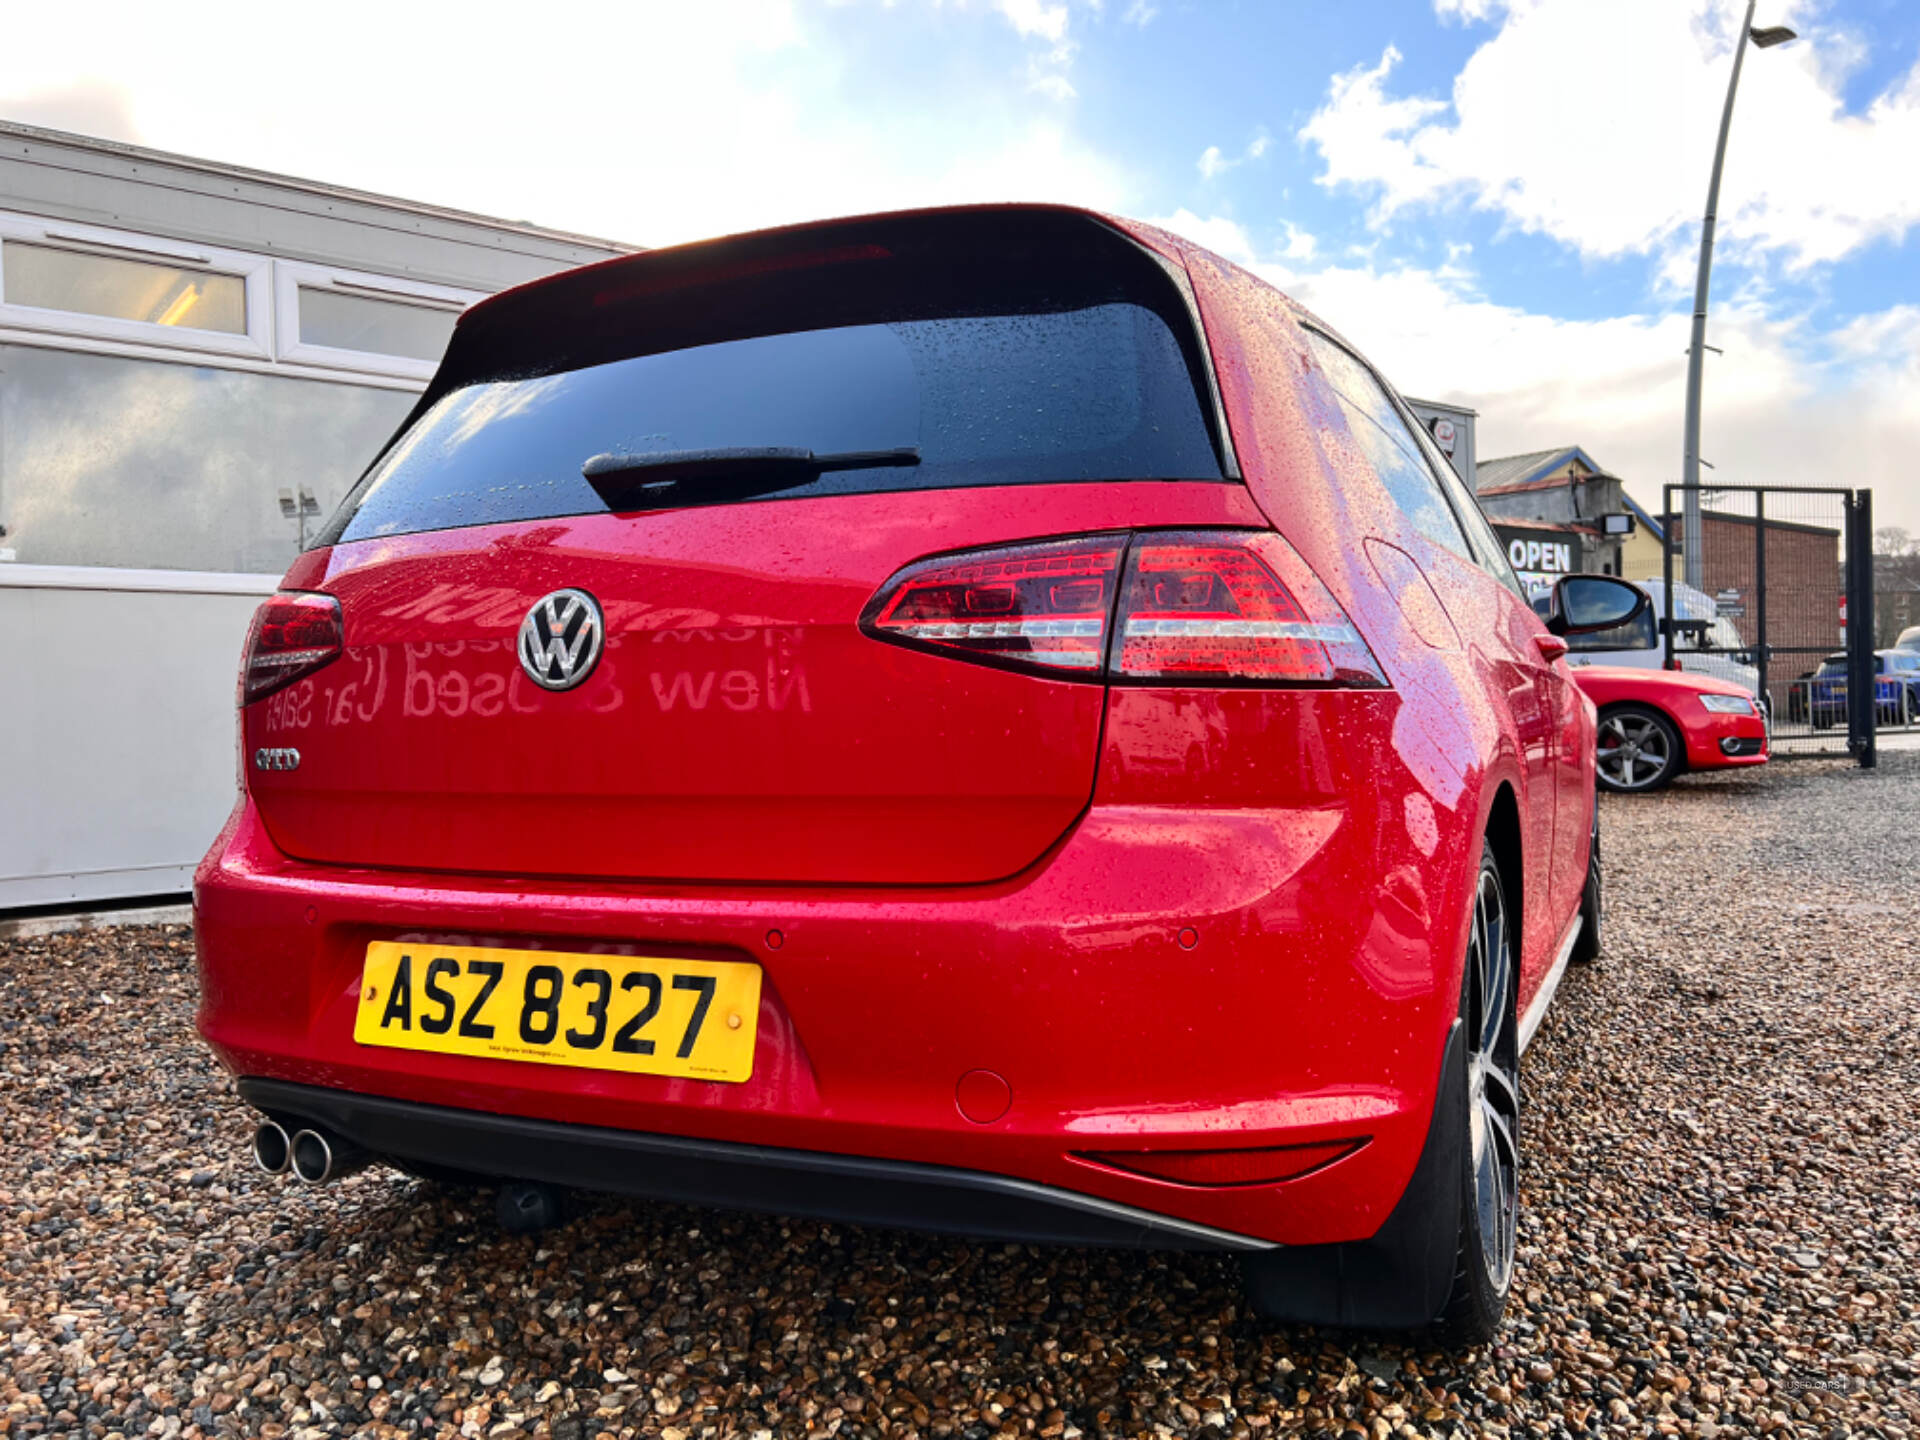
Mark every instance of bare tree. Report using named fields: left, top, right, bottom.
left=1876, top=525, right=1915, bottom=557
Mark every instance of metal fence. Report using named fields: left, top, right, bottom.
left=1663, top=485, right=1883, bottom=765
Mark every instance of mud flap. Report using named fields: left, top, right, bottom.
left=1239, top=1017, right=1468, bottom=1330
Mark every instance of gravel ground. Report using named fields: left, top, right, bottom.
left=3, top=755, right=1917, bottom=1440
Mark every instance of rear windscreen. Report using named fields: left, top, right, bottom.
left=322, top=215, right=1228, bottom=545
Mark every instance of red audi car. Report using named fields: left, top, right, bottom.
left=196, top=206, right=1640, bottom=1344
left=1570, top=665, right=1769, bottom=792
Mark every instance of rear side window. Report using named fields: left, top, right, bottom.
left=1399, top=403, right=1526, bottom=598
left=321, top=214, right=1227, bottom=545
left=1304, top=332, right=1471, bottom=560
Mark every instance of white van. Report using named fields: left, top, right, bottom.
left=1559, top=578, right=1765, bottom=700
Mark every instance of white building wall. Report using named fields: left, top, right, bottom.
left=0, top=566, right=275, bottom=908
left=0, top=123, right=633, bottom=910
left=1404, top=397, right=1477, bottom=493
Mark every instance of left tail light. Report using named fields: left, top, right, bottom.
left=861, top=529, right=1385, bottom=687
left=858, top=534, right=1125, bottom=676
left=242, top=591, right=343, bottom=704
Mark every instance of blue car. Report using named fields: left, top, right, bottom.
left=1808, top=650, right=1920, bottom=729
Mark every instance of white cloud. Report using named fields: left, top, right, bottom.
left=1195, top=132, right=1273, bottom=180
left=1147, top=209, right=1258, bottom=266
left=1433, top=0, right=1506, bottom=22
left=931, top=118, right=1130, bottom=207
left=0, top=0, right=1135, bottom=249
left=1814, top=307, right=1920, bottom=523
left=1830, top=305, right=1920, bottom=366
left=1280, top=222, right=1318, bottom=261
left=988, top=1, right=1085, bottom=103
left=2, top=82, right=137, bottom=140
left=1159, top=212, right=1920, bottom=531
left=995, top=0, right=1070, bottom=41
left=1123, top=0, right=1158, bottom=25
left=1301, top=0, right=1920, bottom=272
left=1027, top=65, right=1079, bottom=101
left=1299, top=46, right=1450, bottom=211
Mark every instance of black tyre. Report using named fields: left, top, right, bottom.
left=1570, top=794, right=1602, bottom=964
left=1239, top=839, right=1519, bottom=1348
left=1595, top=704, right=1682, bottom=793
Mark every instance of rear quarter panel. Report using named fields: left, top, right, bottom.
left=1168, top=239, right=1567, bottom=1020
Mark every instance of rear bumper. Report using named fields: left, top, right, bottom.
left=241, top=1077, right=1271, bottom=1251
left=195, top=787, right=1471, bottom=1248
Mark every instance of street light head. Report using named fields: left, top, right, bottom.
left=1749, top=25, right=1797, bottom=48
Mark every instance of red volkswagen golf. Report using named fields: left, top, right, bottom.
left=196, top=206, right=1636, bottom=1344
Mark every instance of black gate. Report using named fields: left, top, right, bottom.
left=1662, top=484, right=1880, bottom=765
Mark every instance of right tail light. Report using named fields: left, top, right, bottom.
left=861, top=529, right=1385, bottom=687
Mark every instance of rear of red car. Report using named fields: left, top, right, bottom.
left=197, top=207, right=1517, bottom=1325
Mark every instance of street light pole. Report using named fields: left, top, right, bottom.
left=1681, top=1, right=1795, bottom=589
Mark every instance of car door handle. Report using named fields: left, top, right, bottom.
left=1534, top=634, right=1569, bottom=663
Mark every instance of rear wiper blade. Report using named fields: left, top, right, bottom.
left=582, top=445, right=919, bottom=492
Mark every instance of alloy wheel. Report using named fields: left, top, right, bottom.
left=1467, top=863, right=1519, bottom=1295
left=1595, top=712, right=1671, bottom=791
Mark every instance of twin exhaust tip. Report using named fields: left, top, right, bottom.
left=252, top=1120, right=365, bottom=1184
left=252, top=1120, right=291, bottom=1175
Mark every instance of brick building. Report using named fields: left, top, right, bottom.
left=1663, top=512, right=1843, bottom=653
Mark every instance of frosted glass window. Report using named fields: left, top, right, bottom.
left=298, top=287, right=458, bottom=361
left=2, top=240, right=246, bottom=333
left=0, top=346, right=414, bottom=572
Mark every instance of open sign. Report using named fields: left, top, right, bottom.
left=1506, top=538, right=1573, bottom=575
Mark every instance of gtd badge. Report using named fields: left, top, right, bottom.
left=517, top=589, right=605, bottom=691
left=253, top=747, right=301, bottom=772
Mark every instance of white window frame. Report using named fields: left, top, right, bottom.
left=0, top=211, right=272, bottom=360
left=274, top=259, right=479, bottom=381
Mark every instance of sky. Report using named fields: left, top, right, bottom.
left=4, top=0, right=1919, bottom=530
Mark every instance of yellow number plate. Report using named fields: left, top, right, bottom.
left=352, top=942, right=761, bottom=1082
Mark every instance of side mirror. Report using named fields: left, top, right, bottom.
left=1546, top=575, right=1649, bottom=637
